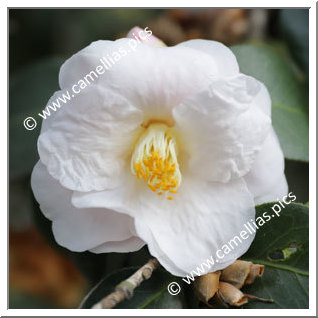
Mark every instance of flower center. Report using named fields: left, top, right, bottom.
left=131, top=124, right=181, bottom=199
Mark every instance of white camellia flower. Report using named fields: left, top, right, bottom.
left=31, top=29, right=287, bottom=277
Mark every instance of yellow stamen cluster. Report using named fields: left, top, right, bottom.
left=131, top=124, right=181, bottom=199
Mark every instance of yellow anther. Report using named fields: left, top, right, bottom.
left=147, top=184, right=157, bottom=192
left=171, top=179, right=178, bottom=186
left=131, top=124, right=181, bottom=200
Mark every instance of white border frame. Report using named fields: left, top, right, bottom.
left=2, top=0, right=316, bottom=316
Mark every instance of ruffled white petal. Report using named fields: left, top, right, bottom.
left=59, top=39, right=129, bottom=89
left=173, top=74, right=271, bottom=183
left=59, top=40, right=218, bottom=125
left=31, top=161, right=142, bottom=252
left=72, top=173, right=255, bottom=277
left=178, top=39, right=239, bottom=76
left=42, top=42, right=223, bottom=192
left=32, top=36, right=288, bottom=277
left=99, top=44, right=218, bottom=125
left=38, top=85, right=143, bottom=192
left=244, top=128, right=288, bottom=205
left=253, top=82, right=272, bottom=116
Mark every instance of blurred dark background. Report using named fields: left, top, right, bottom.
left=9, top=9, right=309, bottom=308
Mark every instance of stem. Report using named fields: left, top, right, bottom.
left=245, top=293, right=274, bottom=303
left=91, top=258, right=160, bottom=309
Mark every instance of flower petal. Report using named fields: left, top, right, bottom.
left=100, top=44, right=218, bottom=125
left=59, top=39, right=218, bottom=125
left=38, top=85, right=143, bottom=192
left=254, top=175, right=288, bottom=205
left=178, top=39, right=239, bottom=76
left=59, top=38, right=130, bottom=89
left=253, top=82, right=271, bottom=116
left=173, top=74, right=271, bottom=183
left=72, top=174, right=255, bottom=277
left=31, top=161, right=142, bottom=252
left=89, top=237, right=145, bottom=253
left=244, top=128, right=288, bottom=204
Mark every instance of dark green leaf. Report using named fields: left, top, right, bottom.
left=231, top=44, right=309, bottom=162
left=280, top=9, right=309, bottom=76
left=241, top=202, right=309, bottom=308
left=285, top=159, right=309, bottom=204
left=80, top=267, right=184, bottom=309
left=9, top=57, right=64, bottom=179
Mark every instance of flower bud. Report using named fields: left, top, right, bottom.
left=126, top=26, right=166, bottom=47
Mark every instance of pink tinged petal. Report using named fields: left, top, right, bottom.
left=244, top=128, right=288, bottom=205
left=173, top=74, right=271, bottom=183
left=38, top=85, right=143, bottom=192
left=178, top=39, right=240, bottom=77
left=31, top=162, right=142, bottom=252
left=72, top=174, right=256, bottom=277
left=126, top=26, right=166, bottom=47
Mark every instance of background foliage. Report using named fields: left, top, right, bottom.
left=9, top=9, right=309, bottom=309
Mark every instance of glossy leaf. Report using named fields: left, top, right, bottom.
left=241, top=202, right=309, bottom=308
left=231, top=44, right=309, bottom=162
